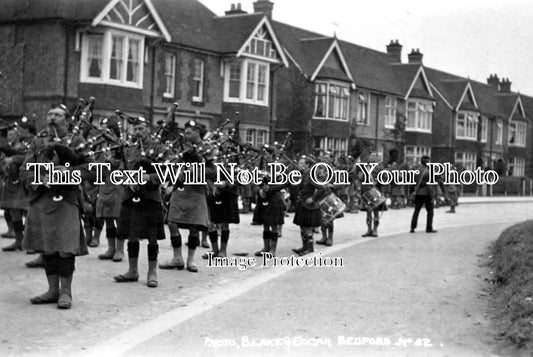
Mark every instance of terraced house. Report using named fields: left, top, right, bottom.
left=0, top=0, right=531, bottom=180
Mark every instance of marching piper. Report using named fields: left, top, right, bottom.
left=113, top=117, right=166, bottom=288
left=159, top=120, right=215, bottom=273
left=21, top=104, right=90, bottom=309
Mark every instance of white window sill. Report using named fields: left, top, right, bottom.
left=163, top=93, right=174, bottom=99
left=455, top=136, right=478, bottom=141
left=80, top=78, right=142, bottom=90
left=406, top=128, right=432, bottom=133
left=224, top=97, right=268, bottom=107
left=312, top=116, right=348, bottom=122
left=508, top=143, right=526, bottom=148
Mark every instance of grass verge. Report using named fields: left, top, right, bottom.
left=488, top=220, right=533, bottom=352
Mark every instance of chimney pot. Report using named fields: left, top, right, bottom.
left=225, top=2, right=247, bottom=15
left=386, top=39, right=402, bottom=63
left=499, top=77, right=512, bottom=93
left=408, top=48, right=423, bottom=64
left=253, top=0, right=274, bottom=18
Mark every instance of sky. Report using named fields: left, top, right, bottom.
left=200, top=0, right=533, bottom=97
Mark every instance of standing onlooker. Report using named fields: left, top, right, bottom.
left=410, top=156, right=438, bottom=234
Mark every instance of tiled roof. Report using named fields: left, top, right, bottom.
left=211, top=14, right=265, bottom=53
left=390, top=64, right=421, bottom=96
left=299, top=37, right=336, bottom=76
left=425, top=67, right=510, bottom=118
left=0, top=0, right=109, bottom=22
left=338, top=39, right=403, bottom=95
left=155, top=0, right=219, bottom=51
left=273, top=21, right=403, bottom=95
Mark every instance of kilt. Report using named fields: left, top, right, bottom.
left=208, top=192, right=239, bottom=224
left=167, top=185, right=210, bottom=230
left=22, top=198, right=87, bottom=256
left=293, top=203, right=321, bottom=228
left=256, top=193, right=285, bottom=226
left=1, top=179, right=28, bottom=210
left=117, top=198, right=166, bottom=240
left=96, top=185, right=122, bottom=218
left=361, top=201, right=388, bottom=212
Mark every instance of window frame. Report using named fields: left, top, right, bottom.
left=455, top=151, right=477, bottom=171
left=313, top=81, right=350, bottom=121
left=405, top=99, right=433, bottom=133
left=163, top=52, right=176, bottom=98
left=314, top=136, right=348, bottom=158
left=80, top=29, right=145, bottom=89
left=384, top=97, right=397, bottom=129
left=480, top=116, right=488, bottom=143
left=508, top=120, right=527, bottom=147
left=404, top=145, right=431, bottom=167
left=496, top=120, right=503, bottom=145
left=357, top=92, right=370, bottom=125
left=456, top=111, right=478, bottom=141
left=224, top=59, right=269, bottom=106
left=192, top=58, right=205, bottom=102
left=508, top=157, right=525, bottom=177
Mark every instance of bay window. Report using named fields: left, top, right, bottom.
left=406, top=99, right=432, bottom=132
left=315, top=137, right=348, bottom=158
left=245, top=129, right=268, bottom=147
left=456, top=111, right=478, bottom=140
left=508, top=157, right=525, bottom=177
left=225, top=59, right=269, bottom=105
left=405, top=146, right=431, bottom=167
left=455, top=152, right=477, bottom=171
left=508, top=121, right=526, bottom=146
left=313, top=82, right=349, bottom=121
left=81, top=30, right=144, bottom=88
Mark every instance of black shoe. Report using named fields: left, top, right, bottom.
left=410, top=229, right=415, bottom=233
left=426, top=229, right=437, bottom=233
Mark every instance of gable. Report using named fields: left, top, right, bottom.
left=323, top=50, right=343, bottom=71
left=242, top=25, right=279, bottom=60
left=92, top=0, right=171, bottom=41
left=457, top=83, right=478, bottom=111
left=310, top=40, right=355, bottom=88
left=238, top=18, right=288, bottom=67
left=405, top=67, right=433, bottom=100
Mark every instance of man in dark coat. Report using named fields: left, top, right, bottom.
left=21, top=104, right=89, bottom=309
left=410, top=155, right=438, bottom=233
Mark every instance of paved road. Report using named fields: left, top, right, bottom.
left=0, top=201, right=531, bottom=356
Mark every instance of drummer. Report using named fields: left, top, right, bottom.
left=356, top=151, right=387, bottom=237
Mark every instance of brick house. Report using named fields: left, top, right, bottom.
left=0, top=0, right=531, bottom=181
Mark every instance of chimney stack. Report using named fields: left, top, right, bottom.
left=407, top=49, right=423, bottom=64
left=225, top=3, right=247, bottom=15
left=487, top=74, right=500, bottom=89
left=386, top=40, right=402, bottom=63
left=499, top=78, right=512, bottom=93
left=253, top=0, right=274, bottom=18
